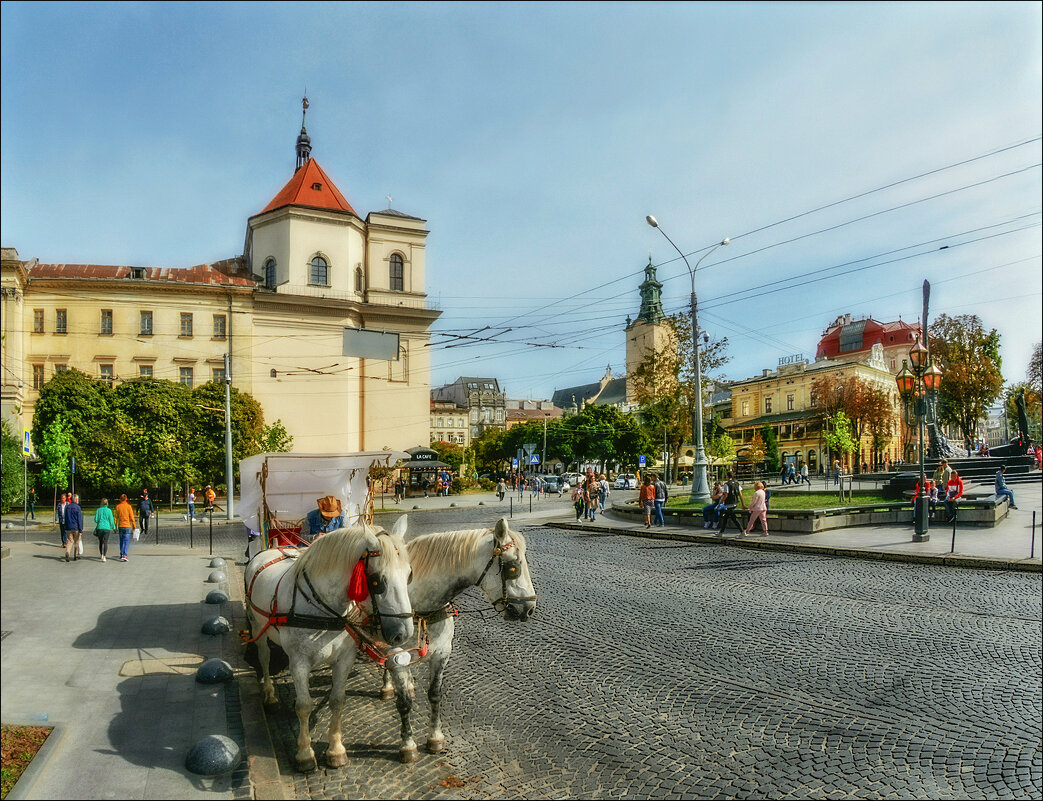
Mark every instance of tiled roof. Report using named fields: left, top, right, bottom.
left=28, top=261, right=255, bottom=287
left=727, top=410, right=820, bottom=428
left=370, top=208, right=425, bottom=221
left=507, top=408, right=564, bottom=422
left=258, top=159, right=358, bottom=217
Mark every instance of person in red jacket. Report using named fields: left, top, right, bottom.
left=944, top=470, right=964, bottom=523
left=913, top=478, right=935, bottom=523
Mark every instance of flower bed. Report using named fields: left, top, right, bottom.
left=1, top=725, right=51, bottom=799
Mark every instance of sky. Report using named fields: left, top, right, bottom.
left=2, top=1, right=1041, bottom=401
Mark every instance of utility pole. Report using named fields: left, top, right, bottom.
left=224, top=353, right=234, bottom=520
left=541, top=415, right=548, bottom=472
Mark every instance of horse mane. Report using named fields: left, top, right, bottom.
left=293, top=524, right=408, bottom=581
left=407, top=525, right=526, bottom=579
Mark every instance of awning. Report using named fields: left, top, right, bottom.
left=403, top=459, right=451, bottom=469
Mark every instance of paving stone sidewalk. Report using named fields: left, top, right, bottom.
left=0, top=539, right=252, bottom=800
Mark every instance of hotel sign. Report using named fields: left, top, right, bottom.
left=778, top=353, right=805, bottom=366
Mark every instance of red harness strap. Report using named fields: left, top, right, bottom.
left=242, top=550, right=297, bottom=644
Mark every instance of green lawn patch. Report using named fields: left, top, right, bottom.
left=1, top=725, right=51, bottom=799
left=665, top=490, right=892, bottom=511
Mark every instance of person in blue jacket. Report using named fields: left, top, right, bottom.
left=298, top=495, right=345, bottom=544
left=64, top=493, right=84, bottom=562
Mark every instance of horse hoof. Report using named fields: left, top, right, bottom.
left=427, top=738, right=445, bottom=754
left=326, top=750, right=348, bottom=769
left=380, top=687, right=395, bottom=701
left=401, top=747, right=418, bottom=763
left=296, top=756, right=317, bottom=773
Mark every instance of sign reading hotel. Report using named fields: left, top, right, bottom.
left=778, top=353, right=805, bottom=366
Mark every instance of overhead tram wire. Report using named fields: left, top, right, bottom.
left=447, top=135, right=1041, bottom=335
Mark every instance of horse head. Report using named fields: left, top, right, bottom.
left=477, top=517, right=537, bottom=622
left=361, top=516, right=415, bottom=646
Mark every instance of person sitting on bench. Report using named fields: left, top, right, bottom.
left=995, top=465, right=1018, bottom=510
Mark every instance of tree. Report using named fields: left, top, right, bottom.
left=190, top=382, right=267, bottom=491
left=742, top=430, right=766, bottom=464
left=761, top=424, right=781, bottom=472
left=706, top=430, right=736, bottom=464
left=1029, top=342, right=1042, bottom=397
left=824, top=411, right=858, bottom=469
left=258, top=420, right=294, bottom=453
left=37, top=415, right=72, bottom=496
left=928, top=313, right=1004, bottom=442
left=1005, top=382, right=1042, bottom=443
left=429, top=440, right=464, bottom=472
left=471, top=426, right=508, bottom=473
left=810, top=374, right=897, bottom=471
left=113, top=378, right=194, bottom=491
left=1, top=422, right=24, bottom=512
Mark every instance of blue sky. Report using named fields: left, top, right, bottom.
left=2, top=1, right=1040, bottom=400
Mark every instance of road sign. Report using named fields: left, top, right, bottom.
left=529, top=455, right=540, bottom=465
left=511, top=458, right=518, bottom=468
left=23, top=430, right=31, bottom=457
left=639, top=455, right=646, bottom=467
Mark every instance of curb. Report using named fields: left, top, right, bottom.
left=548, top=520, right=1043, bottom=573
left=225, top=560, right=290, bottom=800
left=3, top=723, right=66, bottom=801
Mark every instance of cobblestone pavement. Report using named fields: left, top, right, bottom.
left=253, top=522, right=1043, bottom=799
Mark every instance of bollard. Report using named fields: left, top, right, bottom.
left=510, top=497, right=513, bottom=519
left=155, top=509, right=160, bottom=545
left=208, top=508, right=213, bottom=557
left=190, top=513, right=194, bottom=549
left=1033, top=511, right=1037, bottom=559
left=529, top=496, right=532, bottom=514
left=950, top=513, right=957, bottom=554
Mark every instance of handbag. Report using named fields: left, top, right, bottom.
left=77, top=539, right=83, bottom=555
left=133, top=527, right=141, bottom=541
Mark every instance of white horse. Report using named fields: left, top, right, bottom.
left=380, top=517, right=537, bottom=760
left=244, top=519, right=414, bottom=772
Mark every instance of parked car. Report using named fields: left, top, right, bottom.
left=614, top=473, right=637, bottom=489
left=563, top=472, right=583, bottom=487
left=539, top=475, right=564, bottom=494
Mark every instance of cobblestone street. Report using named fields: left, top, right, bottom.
left=256, top=520, right=1043, bottom=799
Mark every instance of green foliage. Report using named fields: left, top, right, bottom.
left=824, top=411, right=859, bottom=463
left=258, top=419, right=294, bottom=453
left=478, top=478, right=496, bottom=491
left=761, top=424, right=781, bottom=472
left=113, top=378, right=194, bottom=489
left=189, top=382, right=266, bottom=486
left=471, top=426, right=507, bottom=472
left=429, top=440, right=464, bottom=472
left=451, top=475, right=478, bottom=493
left=705, top=430, right=736, bottom=463
left=1, top=422, right=24, bottom=512
left=929, top=313, right=1004, bottom=441
left=37, top=415, right=72, bottom=492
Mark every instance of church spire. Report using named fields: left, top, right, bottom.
left=295, top=94, right=312, bottom=172
left=637, top=257, right=665, bottom=323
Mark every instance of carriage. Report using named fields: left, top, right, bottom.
left=239, top=450, right=406, bottom=550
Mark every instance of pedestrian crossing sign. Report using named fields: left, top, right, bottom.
left=529, top=455, right=540, bottom=465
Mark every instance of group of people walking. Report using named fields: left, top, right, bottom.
left=698, top=473, right=770, bottom=537
left=572, top=469, right=609, bottom=522
left=56, top=491, right=140, bottom=562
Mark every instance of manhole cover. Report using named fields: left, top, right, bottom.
left=119, top=655, right=204, bottom=676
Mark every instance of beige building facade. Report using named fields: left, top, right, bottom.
left=725, top=345, right=902, bottom=473
left=1, top=116, right=440, bottom=453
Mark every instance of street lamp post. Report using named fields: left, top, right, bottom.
left=895, top=339, right=943, bottom=541
left=646, top=215, right=729, bottom=504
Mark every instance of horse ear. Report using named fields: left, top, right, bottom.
left=494, top=517, right=509, bottom=542
left=391, top=515, right=407, bottom=539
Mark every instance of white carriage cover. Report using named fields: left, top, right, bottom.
left=238, top=451, right=407, bottom=533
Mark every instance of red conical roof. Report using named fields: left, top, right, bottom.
left=258, top=159, right=358, bottom=217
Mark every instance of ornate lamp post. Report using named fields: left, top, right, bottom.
left=895, top=339, right=943, bottom=541
left=645, top=215, right=729, bottom=504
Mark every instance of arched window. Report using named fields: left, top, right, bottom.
left=355, top=266, right=364, bottom=293
left=389, top=253, right=404, bottom=291
left=264, top=259, right=276, bottom=289
left=310, top=256, right=329, bottom=286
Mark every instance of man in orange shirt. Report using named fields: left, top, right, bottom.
left=115, top=494, right=136, bottom=562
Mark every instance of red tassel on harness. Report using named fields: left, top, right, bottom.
left=348, top=558, right=369, bottom=602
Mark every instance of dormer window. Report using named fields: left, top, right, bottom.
left=130, top=267, right=146, bottom=280
left=311, top=182, right=322, bottom=191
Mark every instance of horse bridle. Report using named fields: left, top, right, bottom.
left=475, top=536, right=537, bottom=612
left=296, top=547, right=413, bottom=632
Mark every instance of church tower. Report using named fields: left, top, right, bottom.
left=625, top=257, right=677, bottom=404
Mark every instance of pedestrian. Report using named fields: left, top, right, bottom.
left=63, top=493, right=84, bottom=562
left=137, top=489, right=154, bottom=540
left=913, top=477, right=935, bottom=523
left=599, top=474, right=610, bottom=511
left=741, top=481, right=769, bottom=537
left=582, top=468, right=600, bottom=521
left=799, top=462, right=810, bottom=485
left=702, top=481, right=725, bottom=529
left=716, top=472, right=746, bottom=536
left=572, top=483, right=584, bottom=520
left=832, top=459, right=841, bottom=486
left=944, top=469, right=965, bottom=523
left=787, top=463, right=796, bottom=484
left=994, top=465, right=1018, bottom=510
left=653, top=472, right=668, bottom=526
left=497, top=478, right=507, bottom=502
left=93, top=497, right=116, bottom=562
left=531, top=475, right=542, bottom=498
left=56, top=492, right=69, bottom=549
left=204, top=484, right=216, bottom=512
left=1035, top=444, right=1042, bottom=470
left=186, top=487, right=196, bottom=521
left=27, top=487, right=36, bottom=520
left=932, top=459, right=952, bottom=492
left=115, top=494, right=136, bottom=561
left=780, top=464, right=789, bottom=486
left=640, top=475, right=655, bottom=528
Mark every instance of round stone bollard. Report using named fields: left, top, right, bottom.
left=196, top=658, right=234, bottom=684
left=185, top=734, right=242, bottom=776
left=209, top=557, right=226, bottom=568
left=205, top=590, right=228, bottom=605
left=201, top=616, right=231, bottom=635
left=206, top=570, right=227, bottom=584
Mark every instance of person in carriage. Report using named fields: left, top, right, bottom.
left=298, top=495, right=345, bottom=544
